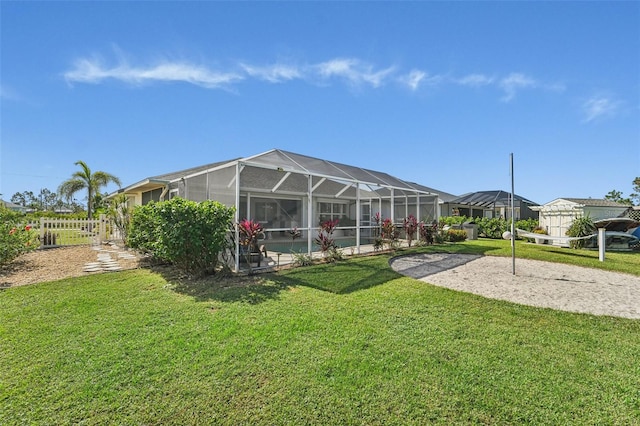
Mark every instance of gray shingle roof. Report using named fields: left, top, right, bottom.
left=562, top=198, right=631, bottom=207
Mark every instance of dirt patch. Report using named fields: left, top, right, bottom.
left=0, top=245, right=141, bottom=288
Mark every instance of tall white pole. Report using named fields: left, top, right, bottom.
left=598, top=227, right=606, bottom=262
left=510, top=153, right=516, bottom=275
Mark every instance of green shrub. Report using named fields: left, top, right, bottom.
left=292, top=251, right=314, bottom=267
left=325, top=247, right=344, bottom=263
left=128, top=198, right=235, bottom=276
left=443, top=229, right=467, bottom=242
left=439, top=215, right=468, bottom=227
left=566, top=215, right=596, bottom=249
left=515, top=218, right=539, bottom=232
left=475, top=217, right=508, bottom=239
left=0, top=208, right=38, bottom=267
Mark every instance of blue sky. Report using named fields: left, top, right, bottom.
left=1, top=1, right=639, bottom=206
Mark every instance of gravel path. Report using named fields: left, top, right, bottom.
left=390, top=253, right=640, bottom=319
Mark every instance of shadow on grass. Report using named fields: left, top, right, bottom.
left=146, top=264, right=290, bottom=305
left=274, top=257, right=403, bottom=294
left=150, top=241, right=550, bottom=303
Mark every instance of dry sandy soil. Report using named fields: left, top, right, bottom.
left=390, top=253, right=640, bottom=319
left=0, top=245, right=141, bottom=288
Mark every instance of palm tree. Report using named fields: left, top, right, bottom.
left=58, top=161, right=122, bottom=218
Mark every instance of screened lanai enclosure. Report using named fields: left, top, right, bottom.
left=115, top=149, right=439, bottom=271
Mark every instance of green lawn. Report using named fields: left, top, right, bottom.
left=1, top=240, right=639, bottom=424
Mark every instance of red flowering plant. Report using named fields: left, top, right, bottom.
left=314, top=218, right=339, bottom=257
left=381, top=218, right=399, bottom=250
left=419, top=221, right=437, bottom=245
left=403, top=215, right=418, bottom=247
left=238, top=219, right=263, bottom=250
left=1, top=209, right=38, bottom=267
left=236, top=218, right=265, bottom=273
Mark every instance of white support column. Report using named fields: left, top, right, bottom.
left=234, top=162, right=241, bottom=273
left=356, top=182, right=361, bottom=254
left=307, top=174, right=313, bottom=255
left=390, top=189, right=395, bottom=225
left=598, top=227, right=606, bottom=262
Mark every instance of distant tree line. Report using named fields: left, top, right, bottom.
left=6, top=160, right=122, bottom=217
left=605, top=177, right=640, bottom=206
left=9, top=188, right=83, bottom=213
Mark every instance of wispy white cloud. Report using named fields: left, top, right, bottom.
left=64, top=57, right=244, bottom=88
left=62, top=50, right=570, bottom=105
left=582, top=95, right=620, bottom=123
left=499, top=73, right=537, bottom=102
left=398, top=69, right=426, bottom=90
left=240, top=63, right=302, bottom=83
left=397, top=69, right=445, bottom=91
left=456, top=73, right=494, bottom=87
left=313, top=58, right=396, bottom=88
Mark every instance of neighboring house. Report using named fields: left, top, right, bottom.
left=532, top=198, right=631, bottom=240
left=110, top=149, right=444, bottom=261
left=406, top=183, right=458, bottom=221
left=1, top=199, right=28, bottom=213
left=442, top=190, right=538, bottom=220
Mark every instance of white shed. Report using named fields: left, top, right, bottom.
left=532, top=198, right=631, bottom=243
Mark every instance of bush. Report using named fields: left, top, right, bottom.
left=292, top=252, right=314, bottom=267
left=325, top=246, right=344, bottom=263
left=0, top=209, right=38, bottom=267
left=439, top=215, right=468, bottom=227
left=128, top=198, right=235, bottom=276
left=443, top=229, right=467, bottom=242
left=566, top=216, right=596, bottom=249
left=515, top=218, right=539, bottom=232
left=475, top=217, right=508, bottom=239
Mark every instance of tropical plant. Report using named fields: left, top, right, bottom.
left=108, top=193, right=132, bottom=245
left=403, top=214, right=418, bottom=247
left=291, top=251, right=314, bottom=266
left=380, top=218, right=399, bottom=250
left=566, top=215, right=596, bottom=249
left=315, top=219, right=339, bottom=258
left=419, top=221, right=437, bottom=245
left=237, top=218, right=264, bottom=273
left=324, top=246, right=344, bottom=263
left=58, top=161, right=121, bottom=219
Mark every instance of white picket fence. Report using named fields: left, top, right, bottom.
left=27, top=215, right=122, bottom=248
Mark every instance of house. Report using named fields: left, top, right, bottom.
left=532, top=198, right=632, bottom=240
left=441, top=190, right=538, bottom=220
left=1, top=199, right=28, bottom=213
left=111, top=149, right=443, bottom=266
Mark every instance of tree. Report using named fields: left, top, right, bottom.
left=38, top=188, right=59, bottom=211
left=631, top=177, right=640, bottom=205
left=58, top=161, right=121, bottom=218
left=604, top=189, right=632, bottom=206
left=605, top=177, right=640, bottom=206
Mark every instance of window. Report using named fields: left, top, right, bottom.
left=319, top=202, right=347, bottom=223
